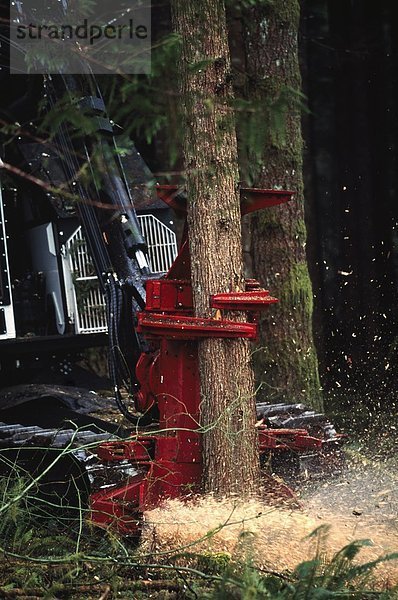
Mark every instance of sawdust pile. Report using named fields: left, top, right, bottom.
left=141, top=492, right=398, bottom=587
left=142, top=496, right=317, bottom=572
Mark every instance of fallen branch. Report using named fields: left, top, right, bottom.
left=0, top=580, right=183, bottom=598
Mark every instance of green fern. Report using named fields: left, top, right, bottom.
left=203, top=528, right=397, bottom=599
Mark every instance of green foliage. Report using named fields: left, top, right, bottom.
left=97, top=33, right=183, bottom=166
left=24, top=46, right=70, bottom=74
left=0, top=475, right=35, bottom=554
left=38, top=92, right=103, bottom=140
left=197, top=551, right=232, bottom=575
left=203, top=528, right=397, bottom=599
left=1, top=18, right=308, bottom=187
left=17, top=27, right=307, bottom=185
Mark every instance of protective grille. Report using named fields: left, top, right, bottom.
left=138, top=214, right=178, bottom=275
left=64, top=215, right=177, bottom=334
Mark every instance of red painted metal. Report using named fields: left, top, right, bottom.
left=90, top=473, right=147, bottom=535
left=156, top=184, right=294, bottom=217
left=134, top=353, right=159, bottom=413
left=210, top=290, right=278, bottom=311
left=257, top=427, right=323, bottom=452
left=137, top=312, right=259, bottom=339
left=240, top=188, right=295, bottom=216
left=145, top=278, right=278, bottom=314
left=166, top=238, right=191, bottom=280
left=156, top=184, right=187, bottom=214
left=88, top=185, right=333, bottom=536
left=90, top=337, right=203, bottom=533
left=96, top=439, right=154, bottom=462
left=145, top=279, right=193, bottom=313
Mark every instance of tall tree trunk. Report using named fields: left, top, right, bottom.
left=238, top=0, right=322, bottom=411
left=171, top=0, right=260, bottom=495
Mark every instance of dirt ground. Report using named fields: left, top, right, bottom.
left=304, top=455, right=398, bottom=536
left=300, top=452, right=398, bottom=583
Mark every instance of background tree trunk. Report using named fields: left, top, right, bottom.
left=171, top=0, right=260, bottom=495
left=237, top=0, right=322, bottom=411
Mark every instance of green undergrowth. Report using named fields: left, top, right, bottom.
left=0, top=482, right=397, bottom=598
left=0, top=527, right=397, bottom=598
left=202, top=529, right=398, bottom=599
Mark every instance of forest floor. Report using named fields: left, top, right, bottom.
left=302, top=448, right=398, bottom=585
left=141, top=440, right=398, bottom=591
left=1, top=440, right=398, bottom=598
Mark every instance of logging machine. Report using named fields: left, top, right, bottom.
left=0, top=8, right=345, bottom=536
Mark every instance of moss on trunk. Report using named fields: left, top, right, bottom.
left=239, top=0, right=322, bottom=410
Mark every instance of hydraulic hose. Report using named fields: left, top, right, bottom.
left=105, top=275, right=154, bottom=426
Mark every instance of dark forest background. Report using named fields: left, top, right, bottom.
left=302, top=0, right=398, bottom=412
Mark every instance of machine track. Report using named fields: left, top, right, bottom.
left=0, top=384, right=142, bottom=529
left=0, top=385, right=346, bottom=535
left=256, top=401, right=346, bottom=483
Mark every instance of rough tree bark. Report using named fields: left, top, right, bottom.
left=171, top=0, right=260, bottom=495
left=239, top=0, right=322, bottom=411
